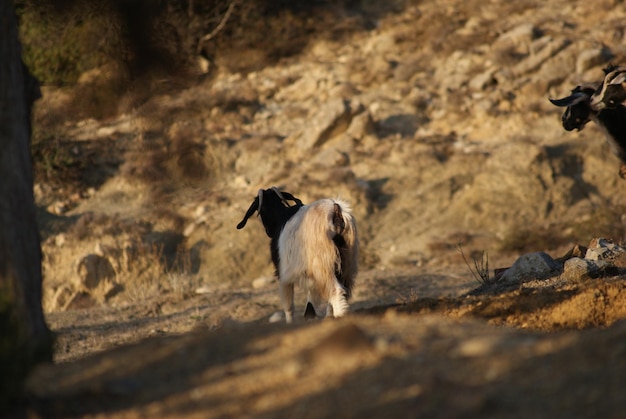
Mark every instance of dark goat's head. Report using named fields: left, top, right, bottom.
left=590, top=66, right=626, bottom=111
left=549, top=83, right=598, bottom=131
left=237, top=187, right=304, bottom=238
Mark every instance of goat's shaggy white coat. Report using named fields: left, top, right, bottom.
left=278, top=198, right=358, bottom=323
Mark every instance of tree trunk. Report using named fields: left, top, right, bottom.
left=0, top=0, right=52, bottom=408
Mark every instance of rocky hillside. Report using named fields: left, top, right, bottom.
left=21, top=1, right=626, bottom=417
left=33, top=0, right=626, bottom=312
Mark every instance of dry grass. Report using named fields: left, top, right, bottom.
left=120, top=240, right=198, bottom=304
left=457, top=244, right=493, bottom=286
left=396, top=288, right=420, bottom=305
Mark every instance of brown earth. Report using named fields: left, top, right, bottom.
left=18, top=0, right=626, bottom=417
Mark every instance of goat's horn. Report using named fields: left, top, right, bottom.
left=279, top=191, right=303, bottom=206
left=609, top=72, right=626, bottom=85
left=549, top=92, right=587, bottom=107
left=270, top=186, right=289, bottom=206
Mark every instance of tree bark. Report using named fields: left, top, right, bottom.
left=0, top=0, right=52, bottom=408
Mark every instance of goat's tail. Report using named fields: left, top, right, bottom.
left=328, top=199, right=358, bottom=299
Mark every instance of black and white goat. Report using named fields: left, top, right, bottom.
left=237, top=187, right=358, bottom=323
left=550, top=81, right=626, bottom=178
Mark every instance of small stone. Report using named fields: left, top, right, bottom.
left=469, top=69, right=496, bottom=91
left=346, top=111, right=375, bottom=140
left=269, top=311, right=284, bottom=323
left=585, top=247, right=614, bottom=261
left=183, top=223, right=197, bottom=237
left=54, top=233, right=66, bottom=247
left=252, top=276, right=274, bottom=289
left=195, top=286, right=212, bottom=294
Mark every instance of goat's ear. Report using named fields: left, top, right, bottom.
left=549, top=92, right=587, bottom=107
left=237, top=197, right=259, bottom=229
left=609, top=72, right=626, bottom=85
left=279, top=191, right=303, bottom=206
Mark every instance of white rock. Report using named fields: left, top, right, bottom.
left=269, top=311, right=284, bottom=323
left=252, top=276, right=274, bottom=289
left=195, top=285, right=213, bottom=294
left=54, top=233, right=66, bottom=247
left=586, top=238, right=626, bottom=260
left=183, top=222, right=197, bottom=237
left=585, top=247, right=613, bottom=261
left=500, top=252, right=561, bottom=284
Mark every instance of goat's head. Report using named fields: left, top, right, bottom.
left=590, top=65, right=626, bottom=110
left=236, top=187, right=304, bottom=238
left=549, top=83, right=598, bottom=131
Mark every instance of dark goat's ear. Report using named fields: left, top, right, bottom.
left=237, top=197, right=259, bottom=229
left=279, top=191, right=303, bottom=206
left=549, top=92, right=587, bottom=107
left=609, top=72, right=626, bottom=85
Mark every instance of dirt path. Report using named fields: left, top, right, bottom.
left=45, top=266, right=474, bottom=363
left=21, top=265, right=626, bottom=418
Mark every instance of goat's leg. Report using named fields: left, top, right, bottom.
left=328, top=283, right=349, bottom=318
left=280, top=281, right=295, bottom=323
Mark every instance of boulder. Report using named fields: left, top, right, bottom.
left=561, top=257, right=614, bottom=283
left=500, top=252, right=561, bottom=284
left=75, top=254, right=116, bottom=291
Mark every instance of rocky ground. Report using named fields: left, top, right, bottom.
left=18, top=0, right=626, bottom=417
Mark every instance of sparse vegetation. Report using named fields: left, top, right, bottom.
left=31, top=132, right=79, bottom=182
left=97, top=238, right=196, bottom=304
left=396, top=288, right=420, bottom=304
left=457, top=244, right=493, bottom=286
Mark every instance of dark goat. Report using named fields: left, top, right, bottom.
left=550, top=82, right=626, bottom=178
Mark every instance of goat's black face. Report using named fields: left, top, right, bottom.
left=237, top=187, right=304, bottom=238
left=561, top=105, right=590, bottom=131
left=549, top=85, right=597, bottom=131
